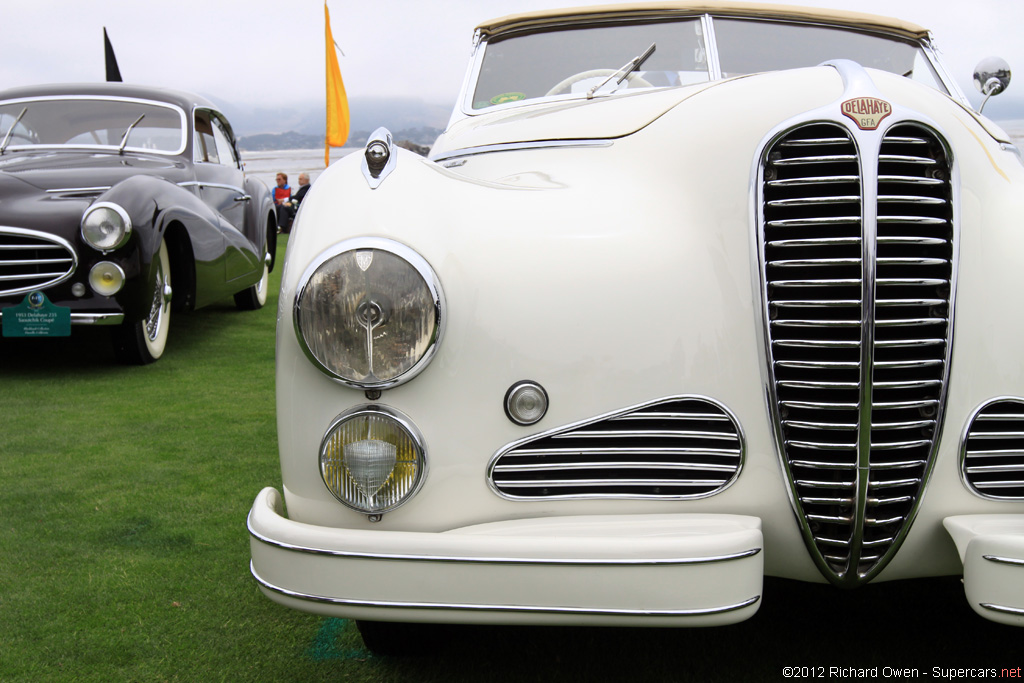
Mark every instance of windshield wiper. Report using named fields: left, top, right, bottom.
left=118, top=113, right=146, bottom=154
left=0, top=107, right=28, bottom=155
left=587, top=42, right=656, bottom=100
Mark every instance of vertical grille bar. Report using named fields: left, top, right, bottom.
left=761, top=121, right=953, bottom=585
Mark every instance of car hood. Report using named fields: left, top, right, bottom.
left=0, top=150, right=186, bottom=193
left=431, top=80, right=728, bottom=157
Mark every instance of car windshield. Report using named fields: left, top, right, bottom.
left=0, top=98, right=186, bottom=153
left=470, top=16, right=945, bottom=111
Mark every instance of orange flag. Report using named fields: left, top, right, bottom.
left=325, top=2, right=350, bottom=167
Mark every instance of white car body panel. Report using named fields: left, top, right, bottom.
left=253, top=3, right=1024, bottom=634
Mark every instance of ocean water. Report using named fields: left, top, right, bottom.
left=241, top=147, right=355, bottom=190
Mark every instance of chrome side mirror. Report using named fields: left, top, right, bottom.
left=973, top=56, right=1011, bottom=114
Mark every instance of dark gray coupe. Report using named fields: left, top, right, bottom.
left=0, top=83, right=276, bottom=363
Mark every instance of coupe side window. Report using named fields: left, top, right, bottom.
left=211, top=117, right=239, bottom=169
left=194, top=111, right=220, bottom=164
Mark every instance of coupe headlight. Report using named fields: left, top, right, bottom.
left=320, top=405, right=426, bottom=514
left=81, top=202, right=132, bottom=251
left=294, top=238, right=445, bottom=389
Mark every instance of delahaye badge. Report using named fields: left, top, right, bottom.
left=841, top=97, right=892, bottom=130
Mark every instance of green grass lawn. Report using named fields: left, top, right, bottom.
left=1, top=235, right=1020, bottom=681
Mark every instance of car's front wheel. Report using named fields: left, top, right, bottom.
left=112, top=238, right=172, bottom=365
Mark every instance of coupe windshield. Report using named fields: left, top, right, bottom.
left=470, top=17, right=945, bottom=110
left=0, top=98, right=186, bottom=153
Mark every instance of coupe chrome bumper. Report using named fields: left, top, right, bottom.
left=0, top=311, right=124, bottom=325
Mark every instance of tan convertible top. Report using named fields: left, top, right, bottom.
left=476, top=2, right=929, bottom=41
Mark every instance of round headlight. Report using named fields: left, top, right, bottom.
left=81, top=202, right=132, bottom=251
left=320, top=405, right=426, bottom=514
left=294, top=238, right=444, bottom=389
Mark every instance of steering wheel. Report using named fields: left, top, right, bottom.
left=545, top=69, right=653, bottom=97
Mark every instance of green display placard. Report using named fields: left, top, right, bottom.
left=2, top=291, right=71, bottom=337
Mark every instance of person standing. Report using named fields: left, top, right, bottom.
left=273, top=172, right=292, bottom=232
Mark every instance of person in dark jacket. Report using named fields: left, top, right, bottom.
left=292, top=173, right=311, bottom=208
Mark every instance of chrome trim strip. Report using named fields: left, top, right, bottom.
left=487, top=395, right=745, bottom=501
left=0, top=94, right=188, bottom=155
left=432, top=139, right=611, bottom=163
left=71, top=312, right=124, bottom=325
left=248, top=519, right=762, bottom=565
left=979, top=602, right=1024, bottom=616
left=45, top=186, right=111, bottom=195
left=177, top=180, right=246, bottom=194
left=983, top=554, right=1024, bottom=567
left=250, top=562, right=761, bottom=616
left=701, top=15, right=721, bottom=81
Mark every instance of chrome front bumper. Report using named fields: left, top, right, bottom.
left=945, top=515, right=1024, bottom=626
left=0, top=310, right=124, bottom=325
left=248, top=487, right=764, bottom=626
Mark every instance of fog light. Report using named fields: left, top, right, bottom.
left=344, top=439, right=397, bottom=499
left=505, top=380, right=548, bottom=425
left=320, top=405, right=426, bottom=514
left=88, top=262, right=125, bottom=296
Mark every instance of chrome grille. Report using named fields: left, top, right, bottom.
left=761, top=122, right=954, bottom=585
left=0, top=227, right=77, bottom=297
left=489, top=397, right=742, bottom=499
left=962, top=400, right=1024, bottom=500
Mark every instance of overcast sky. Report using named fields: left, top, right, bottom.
left=3, top=0, right=1022, bottom=122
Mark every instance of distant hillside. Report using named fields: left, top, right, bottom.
left=218, top=96, right=451, bottom=139
left=238, top=126, right=443, bottom=151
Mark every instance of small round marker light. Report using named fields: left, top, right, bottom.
left=88, top=262, right=125, bottom=296
left=505, top=380, right=549, bottom=426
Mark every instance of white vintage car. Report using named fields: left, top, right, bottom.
left=249, top=2, right=1024, bottom=651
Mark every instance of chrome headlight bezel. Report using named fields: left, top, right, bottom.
left=81, top=202, right=132, bottom=252
left=319, top=404, right=428, bottom=514
left=293, top=237, right=445, bottom=390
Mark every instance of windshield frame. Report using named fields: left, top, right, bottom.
left=455, top=13, right=967, bottom=120
left=0, top=95, right=189, bottom=156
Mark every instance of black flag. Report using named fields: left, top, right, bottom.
left=104, top=28, right=122, bottom=82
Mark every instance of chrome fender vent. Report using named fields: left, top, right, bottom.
left=962, top=399, right=1024, bottom=500
left=488, top=396, right=743, bottom=500
left=0, top=226, right=78, bottom=298
left=760, top=122, right=955, bottom=586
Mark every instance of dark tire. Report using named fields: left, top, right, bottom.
left=112, top=238, right=172, bottom=365
left=234, top=248, right=269, bottom=311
